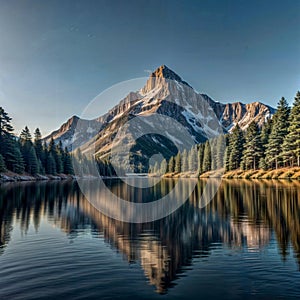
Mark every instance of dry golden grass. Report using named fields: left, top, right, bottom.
left=222, top=167, right=300, bottom=180
left=250, top=170, right=266, bottom=179
left=200, top=169, right=224, bottom=178
left=291, top=169, right=300, bottom=179
left=160, top=167, right=300, bottom=180
left=163, top=171, right=199, bottom=178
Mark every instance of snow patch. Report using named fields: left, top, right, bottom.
left=182, top=110, right=202, bottom=133
left=165, top=132, right=183, bottom=145
left=175, top=81, right=184, bottom=92
left=87, top=127, right=95, bottom=134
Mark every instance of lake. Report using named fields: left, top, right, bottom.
left=0, top=179, right=299, bottom=299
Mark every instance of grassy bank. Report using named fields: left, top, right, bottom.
left=158, top=167, right=300, bottom=180
left=223, top=167, right=300, bottom=180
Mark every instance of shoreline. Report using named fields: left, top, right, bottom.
left=156, top=167, right=300, bottom=180
left=2, top=167, right=300, bottom=183
left=0, top=172, right=77, bottom=183
left=221, top=167, right=300, bottom=180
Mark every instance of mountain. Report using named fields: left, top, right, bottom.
left=44, top=65, right=275, bottom=169
left=219, top=101, right=274, bottom=132
left=43, top=115, right=100, bottom=150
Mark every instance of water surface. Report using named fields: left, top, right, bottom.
left=0, top=179, right=299, bottom=299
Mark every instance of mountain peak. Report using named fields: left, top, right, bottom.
left=150, top=65, right=192, bottom=88
left=151, top=65, right=179, bottom=80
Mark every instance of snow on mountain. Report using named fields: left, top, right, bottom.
left=45, top=65, right=275, bottom=168
left=43, top=115, right=101, bottom=150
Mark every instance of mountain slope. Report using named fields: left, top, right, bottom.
left=43, top=115, right=100, bottom=150
left=45, top=65, right=275, bottom=168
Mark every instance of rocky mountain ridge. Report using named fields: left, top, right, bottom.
left=44, top=66, right=275, bottom=166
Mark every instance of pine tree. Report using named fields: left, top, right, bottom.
left=153, top=161, right=159, bottom=175
left=242, top=121, right=262, bottom=170
left=259, top=118, right=272, bottom=167
left=168, top=156, right=175, bottom=173
left=47, top=137, right=63, bottom=173
left=0, top=107, right=19, bottom=172
left=137, top=162, right=144, bottom=173
left=27, top=146, right=39, bottom=175
left=260, top=118, right=272, bottom=148
left=37, top=159, right=44, bottom=175
left=259, top=157, right=268, bottom=171
left=34, top=128, right=44, bottom=163
left=175, top=152, right=181, bottom=173
left=228, top=125, right=244, bottom=170
left=48, top=137, right=57, bottom=170
left=42, top=141, right=48, bottom=169
left=0, top=107, right=14, bottom=154
left=224, top=135, right=232, bottom=172
left=63, top=147, right=74, bottom=175
left=0, top=154, right=6, bottom=172
left=188, top=145, right=198, bottom=172
left=46, top=153, right=56, bottom=175
left=265, top=97, right=290, bottom=169
left=20, top=126, right=32, bottom=144
left=197, top=143, right=205, bottom=174
left=19, top=126, right=37, bottom=174
left=216, top=135, right=226, bottom=169
left=105, top=160, right=113, bottom=177
left=281, top=91, right=300, bottom=167
left=202, top=141, right=212, bottom=172
left=13, top=147, right=25, bottom=174
left=55, top=141, right=64, bottom=174
left=210, top=138, right=218, bottom=170
left=181, top=149, right=188, bottom=172
left=73, top=148, right=83, bottom=175
left=160, top=159, right=167, bottom=175
left=98, top=159, right=104, bottom=176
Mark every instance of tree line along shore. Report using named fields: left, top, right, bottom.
left=149, top=91, right=300, bottom=179
left=1, top=91, right=300, bottom=182
left=0, top=106, right=118, bottom=183
left=0, top=107, right=74, bottom=183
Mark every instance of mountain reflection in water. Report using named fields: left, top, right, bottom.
left=0, top=179, right=300, bottom=296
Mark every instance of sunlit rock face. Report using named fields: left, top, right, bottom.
left=221, top=101, right=275, bottom=132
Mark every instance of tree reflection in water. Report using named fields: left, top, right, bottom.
left=0, top=179, right=299, bottom=293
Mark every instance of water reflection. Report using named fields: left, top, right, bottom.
left=0, top=179, right=300, bottom=294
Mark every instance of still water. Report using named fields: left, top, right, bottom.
left=0, top=179, right=299, bottom=299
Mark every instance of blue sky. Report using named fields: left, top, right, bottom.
left=0, top=0, right=299, bottom=136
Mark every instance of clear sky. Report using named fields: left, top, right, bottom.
left=0, top=0, right=299, bottom=136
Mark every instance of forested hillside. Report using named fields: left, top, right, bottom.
left=149, top=92, right=300, bottom=176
